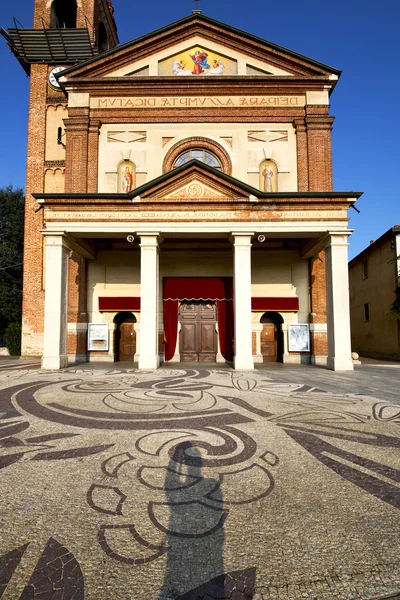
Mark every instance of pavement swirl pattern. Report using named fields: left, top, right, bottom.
left=0, top=366, right=399, bottom=599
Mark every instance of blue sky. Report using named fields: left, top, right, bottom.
left=0, top=0, right=399, bottom=260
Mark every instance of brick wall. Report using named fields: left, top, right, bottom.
left=21, top=64, right=48, bottom=356
left=310, top=250, right=328, bottom=357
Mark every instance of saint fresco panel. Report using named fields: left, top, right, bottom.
left=158, top=46, right=237, bottom=76
left=259, top=160, right=278, bottom=192
left=118, top=161, right=135, bottom=193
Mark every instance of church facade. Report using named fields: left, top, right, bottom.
left=3, top=0, right=361, bottom=370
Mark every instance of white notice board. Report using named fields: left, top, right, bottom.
left=87, top=323, right=109, bottom=351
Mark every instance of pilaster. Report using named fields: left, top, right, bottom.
left=310, top=250, right=328, bottom=363
left=87, top=119, right=102, bottom=193
left=67, top=252, right=88, bottom=362
left=64, top=108, right=90, bottom=192
left=293, top=118, right=309, bottom=192
left=306, top=117, right=334, bottom=191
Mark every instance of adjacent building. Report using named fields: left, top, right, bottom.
left=349, top=226, right=400, bottom=361
left=2, top=0, right=361, bottom=370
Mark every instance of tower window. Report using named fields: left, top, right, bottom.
left=98, top=22, right=109, bottom=53
left=50, top=0, right=77, bottom=28
left=364, top=303, right=370, bottom=321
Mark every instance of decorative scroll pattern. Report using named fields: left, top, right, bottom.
left=0, top=366, right=399, bottom=598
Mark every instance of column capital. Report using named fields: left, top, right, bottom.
left=305, top=116, right=335, bottom=130
left=41, top=231, right=71, bottom=250
left=230, top=232, right=255, bottom=246
left=323, top=231, right=353, bottom=248
left=138, top=232, right=163, bottom=247
left=293, top=118, right=307, bottom=132
left=88, top=118, right=102, bottom=133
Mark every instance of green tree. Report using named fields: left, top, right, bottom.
left=0, top=186, right=24, bottom=333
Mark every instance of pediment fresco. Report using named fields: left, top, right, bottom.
left=158, top=46, right=237, bottom=76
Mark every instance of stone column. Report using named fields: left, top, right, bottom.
left=232, top=233, right=254, bottom=370
left=324, top=233, right=353, bottom=371
left=139, top=233, right=160, bottom=369
left=42, top=233, right=70, bottom=369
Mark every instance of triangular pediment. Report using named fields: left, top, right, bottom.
left=60, top=14, right=340, bottom=83
left=132, top=161, right=259, bottom=203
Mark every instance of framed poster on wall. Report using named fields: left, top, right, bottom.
left=288, top=324, right=310, bottom=352
left=88, top=323, right=109, bottom=351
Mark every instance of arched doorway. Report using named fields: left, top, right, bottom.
left=179, top=300, right=218, bottom=362
left=260, top=312, right=284, bottom=362
left=113, top=312, right=136, bottom=361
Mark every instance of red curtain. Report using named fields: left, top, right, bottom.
left=216, top=299, right=234, bottom=361
left=163, top=278, right=234, bottom=362
left=164, top=299, right=179, bottom=361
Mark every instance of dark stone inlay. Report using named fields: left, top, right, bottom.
left=284, top=428, right=400, bottom=510
left=176, top=567, right=256, bottom=599
left=19, top=537, right=84, bottom=600
left=31, top=443, right=114, bottom=461
left=26, top=433, right=79, bottom=443
left=0, top=543, right=29, bottom=597
left=87, top=484, right=127, bottom=515
left=98, top=524, right=168, bottom=565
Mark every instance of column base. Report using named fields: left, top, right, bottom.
left=233, top=355, right=254, bottom=370
left=283, top=354, right=311, bottom=364
left=68, top=354, right=88, bottom=365
left=327, top=356, right=354, bottom=371
left=88, top=354, right=114, bottom=363
left=311, top=355, right=328, bottom=366
left=253, top=354, right=263, bottom=364
left=139, top=355, right=160, bottom=370
left=42, top=354, right=69, bottom=370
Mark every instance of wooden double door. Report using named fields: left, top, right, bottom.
left=261, top=323, right=278, bottom=362
left=179, top=301, right=218, bottom=362
left=119, top=322, right=136, bottom=361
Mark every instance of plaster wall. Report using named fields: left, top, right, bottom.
left=350, top=239, right=399, bottom=357
left=87, top=247, right=309, bottom=328
left=97, top=122, right=297, bottom=193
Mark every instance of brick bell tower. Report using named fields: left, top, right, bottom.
left=1, top=0, right=118, bottom=357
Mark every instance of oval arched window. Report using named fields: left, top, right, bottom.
left=173, top=149, right=223, bottom=171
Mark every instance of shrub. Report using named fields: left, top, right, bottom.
left=5, top=322, right=21, bottom=356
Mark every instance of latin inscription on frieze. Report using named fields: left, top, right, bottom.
left=90, top=96, right=306, bottom=109
left=45, top=209, right=346, bottom=221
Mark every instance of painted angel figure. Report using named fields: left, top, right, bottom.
left=205, top=58, right=225, bottom=75
left=171, top=59, right=192, bottom=76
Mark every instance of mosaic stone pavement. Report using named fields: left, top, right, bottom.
left=0, top=363, right=399, bottom=600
